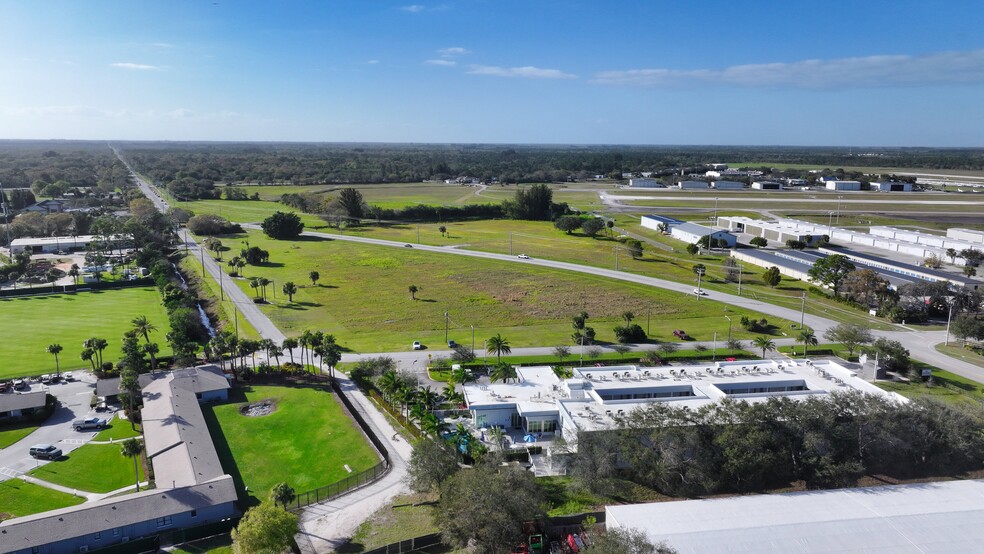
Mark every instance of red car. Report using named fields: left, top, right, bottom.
left=673, top=329, right=691, bottom=340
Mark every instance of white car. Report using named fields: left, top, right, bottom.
left=412, top=341, right=422, bottom=350
left=517, top=254, right=530, bottom=259
left=693, top=288, right=707, bottom=296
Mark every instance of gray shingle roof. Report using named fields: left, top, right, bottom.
left=0, top=476, right=237, bottom=549
left=0, top=391, right=47, bottom=412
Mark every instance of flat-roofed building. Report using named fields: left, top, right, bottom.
left=678, top=180, right=709, bottom=190
left=751, top=181, right=783, bottom=190
left=948, top=228, right=984, bottom=245
left=670, top=222, right=736, bottom=248
left=629, top=178, right=661, bottom=188
left=640, top=215, right=682, bottom=233
left=711, top=180, right=745, bottom=190
left=824, top=180, right=861, bottom=191
left=606, top=479, right=984, bottom=554
left=871, top=181, right=913, bottom=192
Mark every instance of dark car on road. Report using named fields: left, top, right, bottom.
left=29, top=444, right=62, bottom=460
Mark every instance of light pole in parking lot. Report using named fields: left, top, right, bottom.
left=724, top=315, right=732, bottom=345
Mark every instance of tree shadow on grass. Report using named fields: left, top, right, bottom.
left=293, top=235, right=333, bottom=243
left=417, top=298, right=438, bottom=303
left=282, top=301, right=323, bottom=311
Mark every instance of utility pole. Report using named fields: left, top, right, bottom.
left=945, top=298, right=955, bottom=346
left=234, top=305, right=239, bottom=340
left=800, top=292, right=807, bottom=330
left=724, top=315, right=732, bottom=345
left=647, top=305, right=651, bottom=336
left=695, top=268, right=704, bottom=300
left=445, top=310, right=449, bottom=344
left=200, top=244, right=206, bottom=277
left=615, top=246, right=619, bottom=271
left=509, top=233, right=513, bottom=256
left=471, top=325, right=475, bottom=355
left=219, top=264, right=224, bottom=301
left=737, top=264, right=743, bottom=296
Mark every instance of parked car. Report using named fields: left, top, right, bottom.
left=63, top=371, right=74, bottom=381
left=448, top=339, right=457, bottom=348
left=517, top=254, right=530, bottom=259
left=40, top=374, right=52, bottom=385
left=403, top=243, right=413, bottom=248
left=673, top=329, right=691, bottom=340
left=693, top=288, right=707, bottom=296
left=29, top=444, right=62, bottom=460
left=412, top=341, right=422, bottom=350
left=73, top=417, right=108, bottom=431
left=0, top=381, right=9, bottom=393
left=12, top=379, right=27, bottom=391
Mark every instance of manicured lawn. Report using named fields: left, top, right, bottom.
left=0, top=287, right=171, bottom=379
left=216, top=230, right=794, bottom=353
left=935, top=343, right=984, bottom=369
left=172, top=534, right=233, bottom=554
left=28, top=443, right=145, bottom=493
left=876, top=365, right=984, bottom=407
left=0, top=478, right=85, bottom=518
left=204, top=384, right=379, bottom=502
left=0, top=422, right=39, bottom=450
left=92, top=420, right=142, bottom=442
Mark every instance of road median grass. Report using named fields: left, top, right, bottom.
left=28, top=442, right=146, bottom=494
left=0, top=478, right=85, bottom=519
left=202, top=383, right=379, bottom=504
left=0, top=287, right=170, bottom=380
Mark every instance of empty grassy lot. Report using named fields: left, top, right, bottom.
left=28, top=442, right=145, bottom=493
left=876, top=366, right=984, bottom=407
left=203, top=384, right=379, bottom=503
left=0, top=478, right=85, bottom=519
left=218, top=230, right=795, bottom=352
left=0, top=287, right=171, bottom=380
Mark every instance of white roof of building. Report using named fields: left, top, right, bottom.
left=10, top=234, right=99, bottom=246
left=606, top=479, right=984, bottom=554
left=463, top=366, right=562, bottom=416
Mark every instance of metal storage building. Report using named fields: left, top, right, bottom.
left=678, top=180, right=710, bottom=190
left=824, top=180, right=861, bottom=191
left=711, top=180, right=745, bottom=190
left=871, top=181, right=913, bottom=192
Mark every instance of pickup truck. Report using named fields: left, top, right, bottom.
left=73, top=417, right=108, bottom=431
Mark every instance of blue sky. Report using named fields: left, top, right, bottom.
left=1, top=0, right=983, bottom=146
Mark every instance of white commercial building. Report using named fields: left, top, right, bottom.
left=678, top=180, right=710, bottom=190
left=716, top=216, right=822, bottom=246
left=710, top=180, right=745, bottom=190
left=462, top=359, right=903, bottom=447
left=824, top=180, right=861, bottom=191
left=606, top=479, right=984, bottom=554
left=629, top=178, right=661, bottom=188
left=670, top=222, right=736, bottom=248
left=10, top=235, right=100, bottom=254
left=751, top=181, right=783, bottom=190
left=871, top=181, right=913, bottom=192
left=640, top=215, right=683, bottom=233
left=948, top=228, right=984, bottom=245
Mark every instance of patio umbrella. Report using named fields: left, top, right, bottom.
left=524, top=434, right=536, bottom=442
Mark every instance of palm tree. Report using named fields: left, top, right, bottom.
left=80, top=347, right=96, bottom=371
left=408, top=284, right=419, bottom=301
left=84, top=337, right=108, bottom=371
left=259, top=339, right=276, bottom=365
left=282, top=338, right=298, bottom=366
left=120, top=438, right=144, bottom=492
left=309, top=270, right=320, bottom=286
left=257, top=277, right=271, bottom=301
left=249, top=278, right=261, bottom=299
left=621, top=311, right=635, bottom=325
left=442, top=383, right=463, bottom=406
left=270, top=483, right=296, bottom=509
left=439, top=225, right=447, bottom=237
left=144, top=343, right=160, bottom=371
left=46, top=344, right=63, bottom=376
left=131, top=316, right=158, bottom=368
left=236, top=257, right=247, bottom=278
left=378, top=370, right=402, bottom=403
left=798, top=330, right=818, bottom=356
left=420, top=413, right=447, bottom=436
left=419, top=386, right=441, bottom=411
left=269, top=345, right=283, bottom=370
left=282, top=281, right=298, bottom=302
left=486, top=333, right=511, bottom=362
left=490, top=362, right=518, bottom=383
left=68, top=264, right=80, bottom=285
left=47, top=268, right=60, bottom=292
left=752, top=336, right=777, bottom=358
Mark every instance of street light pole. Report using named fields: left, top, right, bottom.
left=737, top=264, right=743, bottom=296
left=712, top=332, right=717, bottom=361
left=945, top=298, right=955, bottom=346
left=800, top=292, right=807, bottom=329
left=445, top=310, right=449, bottom=344
left=724, top=315, right=732, bottom=346
left=695, top=268, right=704, bottom=300
left=471, top=325, right=475, bottom=355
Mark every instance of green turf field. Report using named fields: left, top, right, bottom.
left=0, top=287, right=171, bottom=380
left=203, top=385, right=379, bottom=502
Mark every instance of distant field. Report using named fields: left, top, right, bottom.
left=204, top=385, right=379, bottom=502
left=216, top=230, right=796, bottom=352
left=0, top=287, right=171, bottom=379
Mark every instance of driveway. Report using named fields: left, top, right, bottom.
left=0, top=372, right=110, bottom=481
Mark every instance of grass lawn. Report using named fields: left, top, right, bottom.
left=875, top=365, right=984, bottom=407
left=0, top=287, right=170, bottom=380
left=0, top=422, right=40, bottom=450
left=203, top=384, right=379, bottom=502
left=337, top=493, right=442, bottom=553
left=0, top=478, right=85, bottom=519
left=538, top=476, right=670, bottom=516
left=28, top=443, right=145, bottom=494
left=935, top=343, right=984, bottom=369
left=219, top=230, right=795, bottom=352
left=92, top=420, right=142, bottom=442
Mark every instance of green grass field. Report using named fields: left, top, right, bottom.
left=0, top=422, right=40, bottom=450
left=171, top=535, right=233, bottom=554
left=92, top=420, right=142, bottom=442
left=217, top=230, right=795, bottom=352
left=0, top=478, right=85, bottom=519
left=203, top=385, right=379, bottom=502
left=876, top=366, right=984, bottom=407
left=0, top=287, right=171, bottom=379
left=28, top=443, right=145, bottom=493
left=935, top=343, right=984, bottom=369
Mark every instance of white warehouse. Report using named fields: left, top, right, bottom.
left=871, top=181, right=913, bottom=192
left=670, top=221, right=736, bottom=248
left=678, top=180, right=710, bottom=190
left=752, top=181, right=783, bottom=190
left=825, top=180, right=861, bottom=191
left=629, top=178, right=661, bottom=188
left=948, top=228, right=984, bottom=245
left=711, top=180, right=745, bottom=190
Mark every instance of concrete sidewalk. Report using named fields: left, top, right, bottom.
left=19, top=473, right=149, bottom=502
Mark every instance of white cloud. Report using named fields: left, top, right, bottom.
left=110, top=62, right=162, bottom=71
left=592, top=49, right=984, bottom=89
left=401, top=4, right=425, bottom=13
left=425, top=59, right=457, bottom=66
left=467, top=65, right=577, bottom=79
left=367, top=59, right=380, bottom=64
left=152, top=42, right=175, bottom=48
left=438, top=47, right=470, bottom=57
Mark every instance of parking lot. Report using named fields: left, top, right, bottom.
left=0, top=371, right=108, bottom=481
